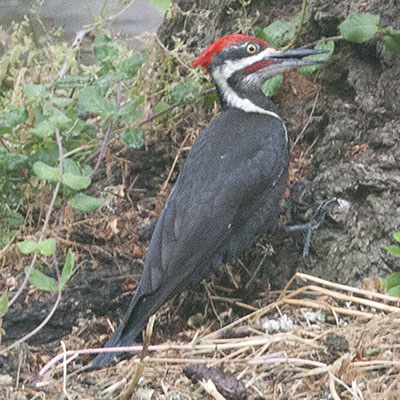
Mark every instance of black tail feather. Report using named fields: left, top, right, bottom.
left=91, top=319, right=145, bottom=369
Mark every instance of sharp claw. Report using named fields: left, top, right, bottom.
left=285, top=198, right=339, bottom=258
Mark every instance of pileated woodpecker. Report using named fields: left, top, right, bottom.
left=92, top=34, right=325, bottom=368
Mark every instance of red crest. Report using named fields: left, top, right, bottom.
left=192, top=34, right=270, bottom=72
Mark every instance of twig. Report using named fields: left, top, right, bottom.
left=1, top=129, right=65, bottom=355
left=39, top=337, right=275, bottom=376
left=89, top=122, right=113, bottom=178
left=352, top=360, right=400, bottom=369
left=292, top=89, right=320, bottom=149
left=155, top=34, right=192, bottom=71
left=245, top=250, right=268, bottom=290
left=161, top=131, right=191, bottom=192
left=204, top=283, right=224, bottom=326
left=84, top=0, right=138, bottom=30
left=248, top=356, right=326, bottom=368
left=328, top=371, right=342, bottom=400
left=61, top=341, right=71, bottom=400
left=295, top=272, right=400, bottom=304
left=0, top=230, right=18, bottom=258
left=305, top=284, right=400, bottom=313
left=287, top=0, right=309, bottom=48
left=8, top=128, right=64, bottom=309
left=1, top=288, right=62, bottom=357
left=210, top=295, right=259, bottom=312
left=200, top=380, right=227, bottom=400
left=302, top=35, right=343, bottom=49
left=57, top=29, right=92, bottom=78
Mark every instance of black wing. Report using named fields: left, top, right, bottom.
left=92, top=109, right=288, bottom=368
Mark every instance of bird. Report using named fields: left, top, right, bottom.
left=92, top=33, right=325, bottom=368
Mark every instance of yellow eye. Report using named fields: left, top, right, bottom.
left=246, top=43, right=257, bottom=54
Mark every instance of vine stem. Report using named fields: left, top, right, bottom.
left=2, top=129, right=66, bottom=354
left=84, top=0, right=138, bottom=30
left=287, top=0, right=308, bottom=48
left=301, top=35, right=343, bottom=48
left=8, top=164, right=62, bottom=309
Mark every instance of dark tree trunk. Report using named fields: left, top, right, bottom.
left=158, top=0, right=400, bottom=287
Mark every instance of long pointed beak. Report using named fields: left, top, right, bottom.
left=240, top=46, right=329, bottom=84
left=271, top=48, right=328, bottom=66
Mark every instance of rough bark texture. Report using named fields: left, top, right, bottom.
left=159, top=0, right=400, bottom=287
left=291, top=0, right=400, bottom=285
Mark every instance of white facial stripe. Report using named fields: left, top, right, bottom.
left=223, top=47, right=279, bottom=78
left=213, top=66, right=282, bottom=119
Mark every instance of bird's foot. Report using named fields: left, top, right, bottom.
left=285, top=198, right=339, bottom=258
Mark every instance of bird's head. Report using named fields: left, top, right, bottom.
left=192, top=34, right=325, bottom=112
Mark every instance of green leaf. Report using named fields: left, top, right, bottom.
left=202, top=86, right=218, bottom=109
left=49, top=97, right=74, bottom=108
left=263, top=19, right=296, bottom=47
left=97, top=71, right=126, bottom=92
left=62, top=172, right=91, bottom=190
left=37, top=238, right=56, bottom=256
left=118, top=97, right=143, bottom=125
left=1, top=230, right=16, bottom=248
left=262, top=73, right=283, bottom=97
left=7, top=212, right=24, bottom=227
left=48, top=108, right=71, bottom=128
left=262, top=8, right=310, bottom=49
left=117, top=52, right=146, bottom=78
left=93, top=33, right=119, bottom=66
left=147, top=0, right=171, bottom=11
left=388, top=285, right=400, bottom=297
left=0, top=107, right=28, bottom=134
left=63, top=108, right=86, bottom=136
left=120, top=129, right=145, bottom=148
left=33, top=161, right=60, bottom=182
left=30, top=120, right=55, bottom=138
left=17, top=240, right=38, bottom=254
left=170, top=80, right=202, bottom=104
left=54, top=75, right=91, bottom=89
left=78, top=85, right=117, bottom=118
left=153, top=100, right=171, bottom=122
left=0, top=294, right=8, bottom=314
left=384, top=32, right=400, bottom=53
left=60, top=249, right=74, bottom=288
left=385, top=272, right=400, bottom=290
left=24, top=84, right=49, bottom=99
left=81, top=164, right=93, bottom=177
left=365, top=348, right=381, bottom=356
left=7, top=153, right=28, bottom=172
left=68, top=193, right=104, bottom=212
left=29, top=148, right=59, bottom=167
left=6, top=153, right=27, bottom=170
left=292, top=7, right=311, bottom=27
left=340, top=13, right=380, bottom=43
left=25, top=266, right=58, bottom=292
left=299, top=40, right=335, bottom=75
left=254, top=26, right=267, bottom=41
left=187, top=312, right=204, bottom=328
left=62, top=158, right=81, bottom=176
left=393, top=232, right=400, bottom=243
left=385, top=245, right=400, bottom=259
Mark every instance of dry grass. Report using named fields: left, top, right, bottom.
left=29, top=273, right=400, bottom=400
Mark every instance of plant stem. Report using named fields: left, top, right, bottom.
left=288, top=0, right=308, bottom=48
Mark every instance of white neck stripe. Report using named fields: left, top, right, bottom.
left=212, top=67, right=282, bottom=120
